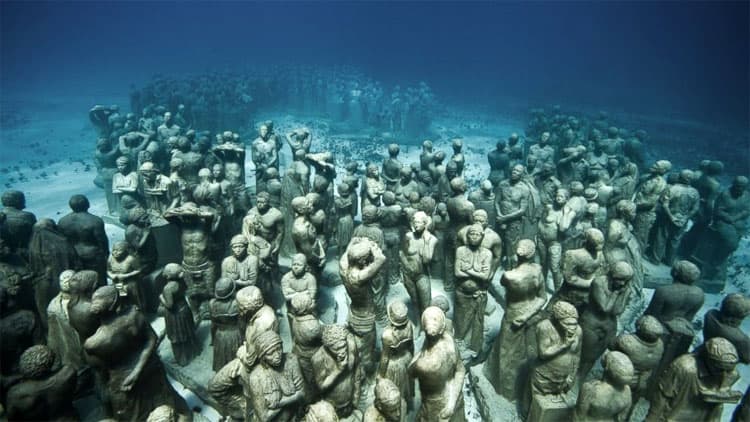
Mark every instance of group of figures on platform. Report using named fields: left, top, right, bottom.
left=0, top=99, right=749, bottom=422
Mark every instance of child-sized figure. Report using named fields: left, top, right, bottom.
left=159, top=280, right=200, bottom=366
left=107, top=240, right=143, bottom=309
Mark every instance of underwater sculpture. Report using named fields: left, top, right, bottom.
left=573, top=351, right=634, bottom=422
left=58, top=194, right=109, bottom=285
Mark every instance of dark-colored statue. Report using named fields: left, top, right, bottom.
left=312, top=324, right=361, bottom=419
left=84, top=285, right=189, bottom=421
left=379, top=301, right=415, bottom=410
left=4, top=345, right=78, bottom=421
left=0, top=190, right=37, bottom=258
left=158, top=280, right=199, bottom=366
left=209, top=277, right=242, bottom=371
left=58, top=194, right=109, bottom=285
left=573, top=351, right=634, bottom=422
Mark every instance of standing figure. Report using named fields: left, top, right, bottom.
left=158, top=280, right=199, bottom=366
left=221, top=235, right=259, bottom=288
left=334, top=183, right=356, bottom=251
left=645, top=260, right=704, bottom=377
left=95, top=138, right=120, bottom=215
left=210, top=278, right=242, bottom=372
left=646, top=337, right=742, bottom=422
left=340, top=237, right=387, bottom=376
left=611, top=315, right=665, bottom=415
left=703, top=293, right=750, bottom=364
left=291, top=196, right=325, bottom=280
left=485, top=239, right=546, bottom=401
left=112, top=156, right=139, bottom=214
left=409, top=306, right=466, bottom=422
left=578, top=261, right=633, bottom=380
left=648, top=169, right=699, bottom=265
left=550, top=228, right=606, bottom=313
left=107, top=240, right=144, bottom=310
left=288, top=293, right=322, bottom=401
left=537, top=188, right=574, bottom=290
left=382, top=144, right=403, bottom=193
left=632, top=160, right=671, bottom=248
left=379, top=301, right=415, bottom=409
left=139, top=162, right=177, bottom=216
left=244, top=331, right=305, bottom=422
left=236, top=285, right=278, bottom=344
left=312, top=324, right=361, bottom=419
left=364, top=378, right=407, bottom=422
left=164, top=202, right=220, bottom=320
left=251, top=124, right=280, bottom=194
left=281, top=254, right=317, bottom=310
left=400, top=211, right=438, bottom=318
left=446, top=177, right=475, bottom=292
left=454, top=224, right=492, bottom=355
left=213, top=131, right=248, bottom=214
left=495, top=165, right=530, bottom=268
left=84, top=286, right=189, bottom=422
left=527, top=301, right=582, bottom=417
left=573, top=351, right=634, bottom=422
left=28, top=218, right=78, bottom=335
left=362, top=163, right=386, bottom=210
left=1, top=190, right=37, bottom=258
left=58, top=194, right=109, bottom=285
left=487, top=140, right=510, bottom=187
left=46, top=270, right=85, bottom=371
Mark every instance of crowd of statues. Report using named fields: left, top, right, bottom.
left=0, top=100, right=748, bottom=422
left=124, top=67, right=436, bottom=137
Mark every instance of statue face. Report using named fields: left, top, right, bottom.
left=260, top=125, right=269, bottom=138
left=467, top=229, right=483, bottom=246
left=555, top=191, right=568, bottom=206
left=291, top=257, right=306, bottom=276
left=264, top=344, right=283, bottom=368
left=327, top=340, right=348, bottom=362
left=117, top=162, right=128, bottom=173
left=212, top=165, right=223, bottom=180
left=473, top=213, right=488, bottom=228
left=423, top=314, right=444, bottom=337
left=511, top=166, right=524, bottom=181
left=231, top=243, right=247, bottom=259
left=541, top=132, right=550, bottom=143
left=412, top=217, right=427, bottom=233
left=112, top=244, right=128, bottom=259
left=559, top=317, right=578, bottom=337
left=256, top=196, right=269, bottom=212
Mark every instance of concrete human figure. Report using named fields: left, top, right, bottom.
left=1, top=190, right=37, bottom=258
left=362, top=163, right=386, bottom=210
left=311, top=324, right=361, bottom=419
left=703, top=293, right=750, bottom=364
left=4, top=345, right=78, bottom=421
left=288, top=293, right=322, bottom=400
left=457, top=209, right=503, bottom=281
left=379, top=301, right=415, bottom=410
left=209, top=277, right=241, bottom=372
left=340, top=237, right=386, bottom=376
left=107, top=240, right=144, bottom=310
left=236, top=285, right=279, bottom=344
left=408, top=306, right=466, bottom=422
left=578, top=261, right=633, bottom=380
left=550, top=228, right=606, bottom=313
left=382, top=143, right=403, bottom=193
left=158, top=279, right=199, bottom=366
left=400, top=210, right=438, bottom=318
left=139, top=161, right=177, bottom=215
left=648, top=169, right=699, bottom=265
left=445, top=177, right=475, bottom=292
left=364, top=377, right=408, bottom=422
left=252, top=124, right=280, bottom=194
left=454, top=224, right=492, bottom=355
left=281, top=253, right=317, bottom=311
left=157, top=111, right=181, bottom=141
left=573, top=351, right=634, bottom=422
left=46, top=270, right=85, bottom=371
left=537, top=188, right=574, bottom=290
left=112, top=156, right=139, bottom=213
left=95, top=138, right=121, bottom=214
left=58, top=194, right=109, bottom=285
left=164, top=202, right=220, bottom=320
left=487, top=140, right=510, bottom=187
left=221, top=234, right=259, bottom=288
left=645, top=260, right=704, bottom=370
left=84, top=285, right=189, bottom=421
left=611, top=315, right=665, bottom=416
left=485, top=239, right=546, bottom=402
left=646, top=337, right=742, bottom=422
left=244, top=330, right=305, bottom=422
left=495, top=165, right=530, bottom=268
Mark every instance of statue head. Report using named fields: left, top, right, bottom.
left=434, top=150, right=446, bottom=164
left=374, top=378, right=402, bottom=420
left=609, top=261, right=634, bottom=289
left=230, top=234, right=249, bottom=259
left=361, top=205, right=380, bottom=224
left=431, top=295, right=450, bottom=315
left=678, top=169, right=694, bottom=185
left=146, top=405, right=178, bottom=422
left=703, top=337, right=739, bottom=375
left=584, top=228, right=604, bottom=251
left=265, top=167, right=279, bottom=180
left=615, top=200, right=637, bottom=221
left=388, top=143, right=400, bottom=157
left=551, top=301, right=579, bottom=336
left=411, top=211, right=430, bottom=234
left=19, top=345, right=55, bottom=380
left=731, top=176, right=749, bottom=197
left=2, top=190, right=26, bottom=209
left=671, top=260, right=700, bottom=285
left=69, top=270, right=98, bottom=296
left=472, top=209, right=488, bottom=229
left=214, top=277, right=235, bottom=300
left=139, top=162, right=159, bottom=181
left=163, top=263, right=184, bottom=281
left=59, top=269, right=76, bottom=293
left=366, top=163, right=380, bottom=179
left=259, top=124, right=269, bottom=139
left=540, top=131, right=551, bottom=144
left=169, top=157, right=183, bottom=172
left=510, top=164, right=525, bottom=182
left=466, top=224, right=484, bottom=247
left=422, top=306, right=446, bottom=338
left=303, top=400, right=338, bottom=422
left=719, top=294, right=750, bottom=327
left=569, top=181, right=584, bottom=196
left=291, top=254, right=308, bottom=277
left=481, top=179, right=493, bottom=194
left=289, top=292, right=314, bottom=316
left=635, top=315, right=665, bottom=342
left=422, top=140, right=433, bottom=151
left=649, top=160, right=672, bottom=175
left=449, top=177, right=467, bottom=194
left=516, top=239, right=536, bottom=261
left=256, top=191, right=270, bottom=212
left=111, top=240, right=130, bottom=260
left=90, top=285, right=119, bottom=315
left=601, top=350, right=634, bottom=388
left=445, top=161, right=458, bottom=178
left=236, top=286, right=264, bottom=315
left=256, top=330, right=283, bottom=368
left=322, top=324, right=349, bottom=362
left=291, top=196, right=311, bottom=215
left=452, top=138, right=463, bottom=152
left=555, top=188, right=570, bottom=206
left=387, top=301, right=409, bottom=328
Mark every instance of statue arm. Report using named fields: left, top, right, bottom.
left=121, top=315, right=157, bottom=391
left=454, top=250, right=470, bottom=279
left=361, top=246, right=386, bottom=280
left=442, top=343, right=466, bottom=418
left=536, top=325, right=571, bottom=359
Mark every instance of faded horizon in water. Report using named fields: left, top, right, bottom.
left=2, top=1, right=749, bottom=168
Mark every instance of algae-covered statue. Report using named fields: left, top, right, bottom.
left=646, top=337, right=742, bottom=422
left=312, top=324, right=361, bottom=419
left=364, top=377, right=407, bottom=422
left=107, top=240, right=144, bottom=310
left=221, top=234, right=259, bottom=288
left=399, top=210, right=438, bottom=317
left=158, top=279, right=199, bottom=366
left=454, top=224, right=492, bottom=356
left=703, top=293, right=750, bottom=364
left=1, top=190, right=37, bottom=258
left=209, top=277, right=242, bottom=372
left=57, top=194, right=109, bottom=285
left=485, top=239, right=545, bottom=402
left=84, top=285, right=189, bottom=421
left=379, top=300, right=415, bottom=410
left=573, top=351, right=634, bottom=422
left=495, top=165, right=530, bottom=268
left=648, top=169, right=699, bottom=265
left=409, top=306, right=466, bottom=422
left=550, top=228, right=606, bottom=313
left=340, top=236, right=386, bottom=375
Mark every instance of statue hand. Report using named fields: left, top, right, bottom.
left=121, top=372, right=137, bottom=391
left=440, top=405, right=454, bottom=419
